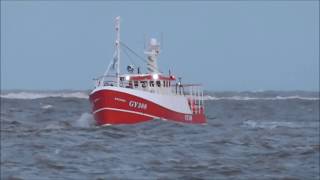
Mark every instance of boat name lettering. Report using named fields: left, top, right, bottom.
left=129, top=101, right=147, bottom=110
left=114, top=97, right=126, bottom=102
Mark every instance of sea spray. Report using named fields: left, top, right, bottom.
left=74, top=113, right=95, bottom=128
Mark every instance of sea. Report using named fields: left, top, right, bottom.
left=1, top=90, right=319, bottom=180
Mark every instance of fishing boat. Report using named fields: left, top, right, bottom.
left=89, top=16, right=206, bottom=125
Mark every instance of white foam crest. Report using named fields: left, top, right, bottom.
left=243, top=120, right=296, bottom=129
left=203, top=95, right=319, bottom=101
left=74, top=113, right=95, bottom=128
left=242, top=120, right=317, bottom=129
left=41, top=104, right=53, bottom=109
left=44, top=123, right=65, bottom=130
left=0, top=92, right=88, bottom=99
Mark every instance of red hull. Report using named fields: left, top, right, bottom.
left=89, top=89, right=206, bottom=125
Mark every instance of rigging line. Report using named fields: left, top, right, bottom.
left=120, top=41, right=161, bottom=73
left=119, top=41, right=148, bottom=63
left=121, top=45, right=138, bottom=67
left=102, top=50, right=117, bottom=77
left=99, top=45, right=118, bottom=83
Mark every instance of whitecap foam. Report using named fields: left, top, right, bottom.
left=41, top=104, right=53, bottom=109
left=203, top=95, right=319, bottom=101
left=243, top=120, right=297, bottom=129
left=0, top=92, right=88, bottom=99
left=74, top=113, right=95, bottom=128
left=44, top=123, right=65, bottom=130
left=242, top=120, right=317, bottom=129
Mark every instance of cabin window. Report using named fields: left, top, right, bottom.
left=127, top=81, right=133, bottom=88
left=149, top=81, right=154, bottom=87
left=140, top=81, right=148, bottom=88
left=141, top=81, right=147, bottom=88
left=156, top=81, right=161, bottom=87
left=134, top=81, right=139, bottom=88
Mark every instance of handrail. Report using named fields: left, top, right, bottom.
left=93, top=75, right=117, bottom=80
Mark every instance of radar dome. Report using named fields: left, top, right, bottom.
left=150, top=38, right=158, bottom=46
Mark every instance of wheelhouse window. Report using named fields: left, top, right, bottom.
left=149, top=81, right=154, bottom=87
left=134, top=81, right=139, bottom=88
left=141, top=81, right=147, bottom=88
left=164, top=81, right=169, bottom=87
left=127, top=81, right=133, bottom=88
left=156, top=81, right=161, bottom=87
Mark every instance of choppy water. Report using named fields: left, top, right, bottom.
left=1, top=90, right=319, bottom=180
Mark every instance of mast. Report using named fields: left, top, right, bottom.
left=115, top=16, right=120, bottom=87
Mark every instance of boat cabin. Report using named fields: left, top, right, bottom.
left=119, top=73, right=175, bottom=92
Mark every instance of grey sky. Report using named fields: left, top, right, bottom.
left=1, top=1, right=319, bottom=91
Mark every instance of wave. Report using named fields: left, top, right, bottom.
left=1, top=91, right=318, bottom=101
left=0, top=92, right=88, bottom=99
left=203, top=95, right=319, bottom=101
left=33, top=113, right=95, bottom=131
left=243, top=120, right=319, bottom=129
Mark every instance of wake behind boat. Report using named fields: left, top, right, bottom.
left=89, top=16, right=206, bottom=125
